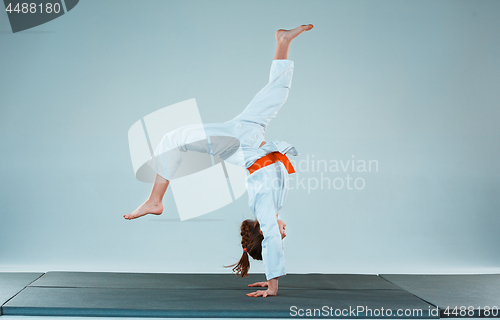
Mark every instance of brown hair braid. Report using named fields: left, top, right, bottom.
left=225, top=219, right=264, bottom=277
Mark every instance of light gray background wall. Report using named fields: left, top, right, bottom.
left=1, top=0, right=499, bottom=274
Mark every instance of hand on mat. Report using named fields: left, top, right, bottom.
left=277, top=219, right=286, bottom=239
left=248, top=281, right=268, bottom=287
left=246, top=288, right=276, bottom=298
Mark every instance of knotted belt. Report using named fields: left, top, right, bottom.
left=247, top=152, right=295, bottom=175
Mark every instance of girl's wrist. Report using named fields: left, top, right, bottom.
left=267, top=288, right=277, bottom=296
left=267, top=278, right=279, bottom=294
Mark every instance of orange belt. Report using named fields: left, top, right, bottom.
left=247, top=152, right=295, bottom=175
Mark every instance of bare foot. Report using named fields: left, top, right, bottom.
left=276, top=24, right=314, bottom=42
left=124, top=200, right=163, bottom=220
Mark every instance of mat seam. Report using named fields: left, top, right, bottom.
left=0, top=273, right=45, bottom=315
left=378, top=274, right=441, bottom=318
left=26, top=285, right=402, bottom=290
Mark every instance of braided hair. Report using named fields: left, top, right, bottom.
left=225, top=219, right=264, bottom=277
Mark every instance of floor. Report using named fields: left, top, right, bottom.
left=1, top=272, right=499, bottom=318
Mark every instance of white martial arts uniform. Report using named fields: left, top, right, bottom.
left=148, top=59, right=297, bottom=280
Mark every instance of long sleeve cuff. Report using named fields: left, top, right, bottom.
left=262, top=233, right=286, bottom=280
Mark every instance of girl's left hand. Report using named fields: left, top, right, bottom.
left=248, top=281, right=268, bottom=287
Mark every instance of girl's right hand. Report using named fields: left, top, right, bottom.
left=248, top=281, right=268, bottom=287
left=277, top=219, right=286, bottom=239
left=246, top=288, right=276, bottom=297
